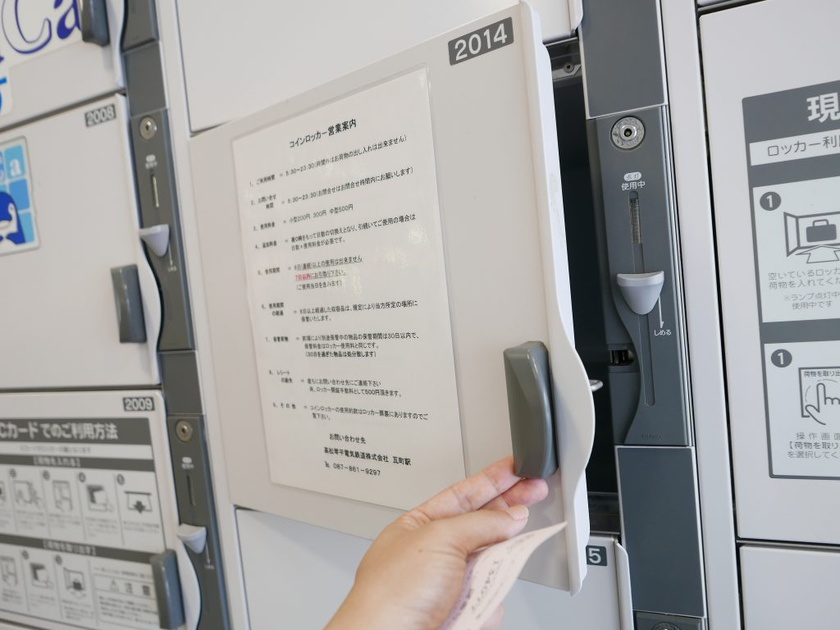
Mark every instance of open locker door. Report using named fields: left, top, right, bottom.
left=0, top=94, right=160, bottom=390
left=0, top=0, right=125, bottom=131
left=0, top=390, right=191, bottom=630
left=189, top=3, right=594, bottom=593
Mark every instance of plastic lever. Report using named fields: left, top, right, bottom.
left=111, top=265, right=147, bottom=343
left=151, top=550, right=186, bottom=630
left=616, top=271, right=665, bottom=315
left=177, top=523, right=208, bottom=554
left=503, top=341, right=558, bottom=479
left=139, top=224, right=171, bottom=257
left=79, top=0, right=110, bottom=46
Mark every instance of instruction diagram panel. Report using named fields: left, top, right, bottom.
left=0, top=417, right=165, bottom=629
left=233, top=69, right=466, bottom=509
left=744, top=79, right=840, bottom=478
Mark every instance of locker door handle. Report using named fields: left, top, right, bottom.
left=151, top=550, right=185, bottom=630
left=111, top=265, right=147, bottom=343
left=175, top=538, right=202, bottom=630
left=151, top=543, right=201, bottom=630
left=503, top=341, right=558, bottom=479
left=79, top=0, right=110, bottom=46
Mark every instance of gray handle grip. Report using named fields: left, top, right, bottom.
left=111, top=265, right=147, bottom=343
left=79, top=0, right=110, bottom=46
left=503, top=341, right=558, bottom=479
left=151, top=550, right=185, bottom=630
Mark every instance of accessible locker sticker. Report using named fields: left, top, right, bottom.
left=744, top=79, right=840, bottom=478
left=0, top=418, right=165, bottom=629
left=232, top=68, right=466, bottom=510
left=0, top=138, right=38, bottom=256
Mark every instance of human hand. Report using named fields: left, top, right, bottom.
left=325, top=456, right=549, bottom=630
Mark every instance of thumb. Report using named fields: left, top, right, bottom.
left=436, top=505, right=530, bottom=555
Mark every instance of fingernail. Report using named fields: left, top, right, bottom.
left=507, top=505, right=529, bottom=521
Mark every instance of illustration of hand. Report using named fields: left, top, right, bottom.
left=805, top=382, right=840, bottom=426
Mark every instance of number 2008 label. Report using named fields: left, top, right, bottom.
left=448, top=17, right=513, bottom=66
left=84, top=104, right=116, bottom=127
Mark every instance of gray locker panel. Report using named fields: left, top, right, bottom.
left=617, top=447, right=705, bottom=618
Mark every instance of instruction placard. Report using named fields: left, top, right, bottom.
left=0, top=418, right=165, bottom=629
left=232, top=69, right=466, bottom=509
left=744, top=79, right=840, bottom=478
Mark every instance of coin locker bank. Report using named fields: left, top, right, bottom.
left=0, top=0, right=837, bottom=629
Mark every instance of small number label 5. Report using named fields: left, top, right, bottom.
left=586, top=545, right=608, bottom=567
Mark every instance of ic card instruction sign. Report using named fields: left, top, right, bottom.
left=232, top=69, right=466, bottom=509
left=0, top=417, right=165, bottom=629
left=744, top=79, right=840, bottom=478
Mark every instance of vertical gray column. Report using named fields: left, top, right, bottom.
left=121, top=2, right=230, bottom=628
left=579, top=0, right=706, bottom=626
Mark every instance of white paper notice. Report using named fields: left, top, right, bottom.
left=441, top=522, right=567, bottom=630
left=232, top=69, right=466, bottom=510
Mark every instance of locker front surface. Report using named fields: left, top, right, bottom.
left=188, top=3, right=595, bottom=594
left=174, top=0, right=581, bottom=132
left=236, top=508, right=632, bottom=630
left=0, top=94, right=161, bottom=391
left=740, top=545, right=839, bottom=629
left=702, top=0, right=840, bottom=545
left=0, top=390, right=190, bottom=630
left=0, top=0, right=125, bottom=132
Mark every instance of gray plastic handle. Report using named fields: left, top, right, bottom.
left=79, top=0, right=110, bottom=46
left=151, top=550, right=186, bottom=630
left=111, top=265, right=147, bottom=343
left=503, top=341, right=558, bottom=479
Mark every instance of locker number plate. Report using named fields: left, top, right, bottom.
left=85, top=104, right=116, bottom=127
left=586, top=545, right=608, bottom=566
left=448, top=17, right=513, bottom=66
left=123, top=396, right=155, bottom=412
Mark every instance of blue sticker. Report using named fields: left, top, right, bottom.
left=8, top=179, right=29, bottom=210
left=17, top=211, right=34, bottom=242
left=0, top=139, right=37, bottom=255
left=4, top=145, right=25, bottom=179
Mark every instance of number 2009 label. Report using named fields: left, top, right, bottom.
left=123, top=396, right=155, bottom=412
left=448, top=17, right=513, bottom=66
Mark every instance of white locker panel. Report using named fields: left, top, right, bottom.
left=0, top=94, right=160, bottom=390
left=236, top=509, right=631, bottom=630
left=740, top=545, right=840, bottom=629
left=0, top=0, right=124, bottom=131
left=0, top=390, right=186, bottom=630
left=175, top=0, right=580, bottom=132
left=189, top=4, right=594, bottom=593
left=701, top=0, right=840, bottom=543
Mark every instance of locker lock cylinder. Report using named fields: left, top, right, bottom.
left=611, top=116, right=645, bottom=150
left=175, top=420, right=194, bottom=443
left=139, top=116, right=158, bottom=140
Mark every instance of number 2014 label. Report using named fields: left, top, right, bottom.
left=448, top=17, right=514, bottom=66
